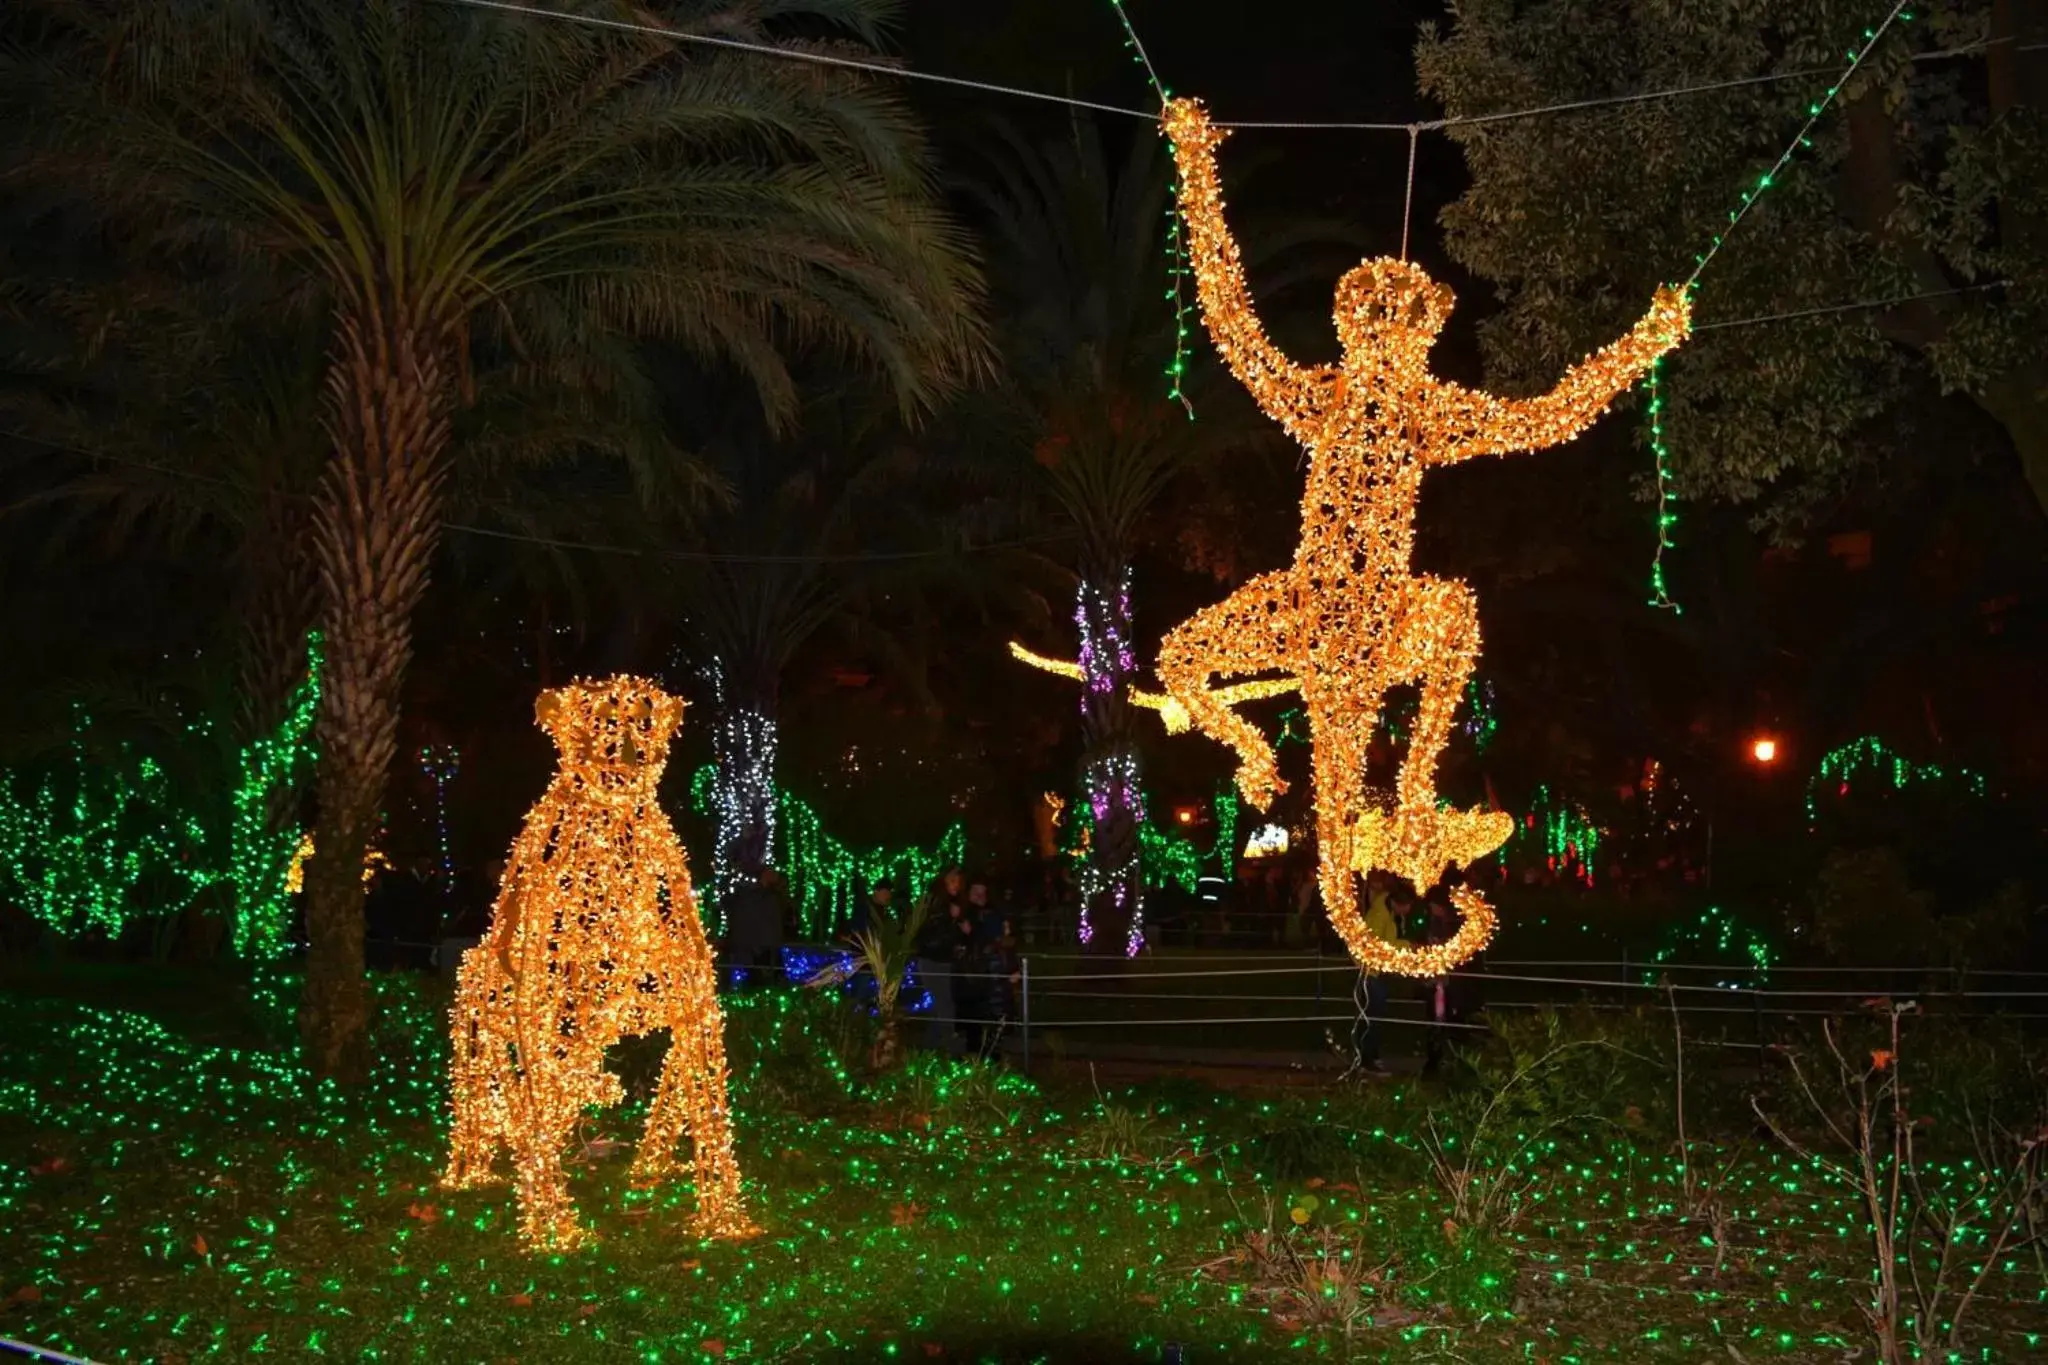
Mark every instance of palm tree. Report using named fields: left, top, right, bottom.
left=964, top=118, right=1321, bottom=954
left=673, top=424, right=875, bottom=918
left=1, top=256, right=328, bottom=747
left=661, top=384, right=957, bottom=922
left=6, top=0, right=984, bottom=1076
left=803, top=901, right=925, bottom=1070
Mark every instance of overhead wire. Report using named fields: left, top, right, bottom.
left=435, top=0, right=1153, bottom=121
left=11, top=6, right=2024, bottom=572
left=1685, top=0, right=1916, bottom=289
left=435, top=0, right=2047, bottom=136
left=0, top=432, right=1074, bottom=565
left=1691, top=279, right=2013, bottom=332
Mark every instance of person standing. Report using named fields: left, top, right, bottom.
left=1420, top=885, right=1467, bottom=1076
left=958, top=879, right=1004, bottom=1054
left=721, top=866, right=785, bottom=986
left=1349, top=876, right=1400, bottom=1076
left=915, top=867, right=970, bottom=1054
left=989, top=912, right=1023, bottom=1037
left=853, top=877, right=895, bottom=938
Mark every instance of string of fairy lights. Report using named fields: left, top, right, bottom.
left=229, top=634, right=324, bottom=958
left=0, top=633, right=322, bottom=957
left=688, top=763, right=966, bottom=940
left=1805, top=733, right=1988, bottom=827
left=1072, top=572, right=1150, bottom=955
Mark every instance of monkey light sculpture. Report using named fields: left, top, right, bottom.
left=1157, top=98, right=1692, bottom=977
left=442, top=677, right=754, bottom=1251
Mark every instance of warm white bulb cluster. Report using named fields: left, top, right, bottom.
left=706, top=663, right=778, bottom=934
left=443, top=677, right=754, bottom=1250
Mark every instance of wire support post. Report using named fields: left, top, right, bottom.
left=1020, top=956, right=1032, bottom=1075
left=1398, top=124, right=1421, bottom=262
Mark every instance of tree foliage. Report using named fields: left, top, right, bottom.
left=1416, top=0, right=2048, bottom=529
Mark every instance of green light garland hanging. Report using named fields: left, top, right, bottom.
left=1642, top=4, right=1915, bottom=608
left=1103, top=0, right=1194, bottom=417
left=1209, top=783, right=1239, bottom=881
left=0, top=712, right=217, bottom=939
left=1804, top=734, right=1986, bottom=829
left=228, top=632, right=323, bottom=959
left=1645, top=903, right=1778, bottom=989
left=1644, top=356, right=1681, bottom=611
left=1508, top=783, right=1601, bottom=886
left=689, top=764, right=966, bottom=940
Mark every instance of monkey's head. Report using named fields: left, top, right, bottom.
left=1334, top=259, right=1453, bottom=369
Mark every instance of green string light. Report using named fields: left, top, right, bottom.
left=229, top=632, right=323, bottom=959
left=0, top=634, right=319, bottom=945
left=1103, top=0, right=1194, bottom=418
left=0, top=634, right=320, bottom=949
left=1210, top=784, right=1239, bottom=881
left=1164, top=196, right=1195, bottom=418
left=1509, top=784, right=1602, bottom=886
left=1645, top=903, right=1778, bottom=987
left=1650, top=4, right=1915, bottom=607
left=1805, top=734, right=1986, bottom=828
left=0, top=712, right=216, bottom=939
left=689, top=764, right=966, bottom=939
left=1644, top=355, right=1681, bottom=612
left=1137, top=819, right=1202, bottom=894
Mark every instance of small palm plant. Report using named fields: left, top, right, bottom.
left=805, top=903, right=928, bottom=1071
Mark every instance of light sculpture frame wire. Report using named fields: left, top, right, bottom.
left=1155, top=97, right=1691, bottom=976
left=443, top=676, right=754, bottom=1251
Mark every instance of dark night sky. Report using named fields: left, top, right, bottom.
left=901, top=1, right=1482, bottom=368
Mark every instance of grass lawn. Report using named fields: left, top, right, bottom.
left=1, top=965, right=2041, bottom=1363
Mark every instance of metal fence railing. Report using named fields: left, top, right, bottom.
left=362, top=932, right=2048, bottom=1073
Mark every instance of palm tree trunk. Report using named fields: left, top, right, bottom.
left=707, top=662, right=778, bottom=932
left=302, top=310, right=451, bottom=1081
left=244, top=493, right=321, bottom=935
left=1075, top=568, right=1144, bottom=956
left=237, top=492, right=321, bottom=746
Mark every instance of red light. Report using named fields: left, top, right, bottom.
left=1751, top=737, right=1779, bottom=764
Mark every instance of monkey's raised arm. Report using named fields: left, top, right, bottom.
left=1430, top=285, right=1692, bottom=464
left=1163, top=98, right=1321, bottom=432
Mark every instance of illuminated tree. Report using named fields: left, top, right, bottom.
left=0, top=712, right=215, bottom=942
left=7, top=0, right=983, bottom=1076
left=1415, top=0, right=2048, bottom=529
left=228, top=633, right=323, bottom=960
left=965, top=119, right=1325, bottom=951
left=665, top=393, right=937, bottom=921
